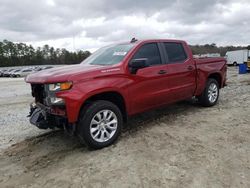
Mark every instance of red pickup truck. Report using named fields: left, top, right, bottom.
left=25, top=39, right=227, bottom=149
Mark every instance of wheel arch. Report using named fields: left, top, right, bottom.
left=79, top=91, right=128, bottom=122
left=233, top=61, right=238, bottom=66
left=208, top=72, right=222, bottom=88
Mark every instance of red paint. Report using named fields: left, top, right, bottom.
left=26, top=39, right=227, bottom=123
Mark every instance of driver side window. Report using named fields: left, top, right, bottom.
left=133, top=43, right=162, bottom=66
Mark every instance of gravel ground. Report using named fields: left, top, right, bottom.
left=0, top=78, right=48, bottom=151
left=0, top=67, right=250, bottom=188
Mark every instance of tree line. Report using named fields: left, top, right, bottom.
left=0, top=40, right=91, bottom=67
left=190, top=43, right=250, bottom=56
left=1, top=39, right=250, bottom=67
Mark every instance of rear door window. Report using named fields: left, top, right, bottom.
left=164, top=43, right=187, bottom=63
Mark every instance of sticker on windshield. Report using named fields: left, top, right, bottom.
left=113, top=52, right=127, bottom=56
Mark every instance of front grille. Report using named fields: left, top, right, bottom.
left=31, top=84, right=46, bottom=104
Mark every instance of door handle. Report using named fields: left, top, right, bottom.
left=187, top=66, right=193, bottom=71
left=158, top=70, right=167, bottom=74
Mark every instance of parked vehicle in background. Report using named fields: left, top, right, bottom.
left=3, top=69, right=15, bottom=77
left=0, top=66, right=55, bottom=78
left=225, top=50, right=249, bottom=66
left=26, top=39, right=227, bottom=149
left=40, top=66, right=54, bottom=71
left=13, top=69, right=35, bottom=77
left=33, top=66, right=42, bottom=71
left=194, top=53, right=221, bottom=58
left=0, top=70, right=6, bottom=77
left=32, top=66, right=54, bottom=72
left=248, top=60, right=250, bottom=69
left=1, top=69, right=9, bottom=77
left=9, top=69, right=21, bottom=77
left=39, top=66, right=54, bottom=71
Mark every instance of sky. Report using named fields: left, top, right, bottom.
left=0, top=0, right=249, bottom=52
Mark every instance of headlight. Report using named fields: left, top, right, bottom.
left=48, top=82, right=73, bottom=92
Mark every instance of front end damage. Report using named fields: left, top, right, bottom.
left=28, top=83, right=73, bottom=132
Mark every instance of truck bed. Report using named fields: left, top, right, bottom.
left=194, top=57, right=227, bottom=96
left=194, top=57, right=226, bottom=65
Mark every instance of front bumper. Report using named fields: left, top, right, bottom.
left=29, top=103, right=67, bottom=129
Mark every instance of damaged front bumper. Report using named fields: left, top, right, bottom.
left=28, top=102, right=67, bottom=129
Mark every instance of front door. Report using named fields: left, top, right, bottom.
left=128, top=42, right=170, bottom=114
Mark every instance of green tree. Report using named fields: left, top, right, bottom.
left=0, top=39, right=91, bottom=67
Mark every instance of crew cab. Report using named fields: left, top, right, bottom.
left=25, top=39, right=227, bottom=149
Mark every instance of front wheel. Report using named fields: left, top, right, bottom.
left=77, top=100, right=123, bottom=149
left=198, top=78, right=219, bottom=107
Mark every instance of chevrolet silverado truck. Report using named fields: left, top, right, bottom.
left=25, top=39, right=227, bottom=149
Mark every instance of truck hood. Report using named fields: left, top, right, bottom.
left=25, top=64, right=108, bottom=83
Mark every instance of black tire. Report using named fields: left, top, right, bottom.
left=198, top=78, right=219, bottom=107
left=233, top=62, right=237, bottom=66
left=77, top=100, right=123, bottom=149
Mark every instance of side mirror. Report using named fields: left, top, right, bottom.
left=129, top=58, right=148, bottom=74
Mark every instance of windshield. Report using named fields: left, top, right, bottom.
left=81, top=43, right=135, bottom=65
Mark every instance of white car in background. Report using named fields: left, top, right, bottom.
left=9, top=69, right=21, bottom=77
left=3, top=69, right=15, bottom=77
left=13, top=68, right=35, bottom=77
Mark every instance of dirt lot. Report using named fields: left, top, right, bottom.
left=0, top=67, right=250, bottom=188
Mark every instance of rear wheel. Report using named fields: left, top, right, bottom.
left=198, top=78, right=219, bottom=107
left=77, top=100, right=123, bottom=149
left=233, top=62, right=237, bottom=66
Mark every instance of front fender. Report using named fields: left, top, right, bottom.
left=56, top=77, right=130, bottom=123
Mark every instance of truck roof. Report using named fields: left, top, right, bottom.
left=120, top=39, right=187, bottom=45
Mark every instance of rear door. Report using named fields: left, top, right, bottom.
left=128, top=42, right=170, bottom=114
left=162, top=42, right=196, bottom=101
